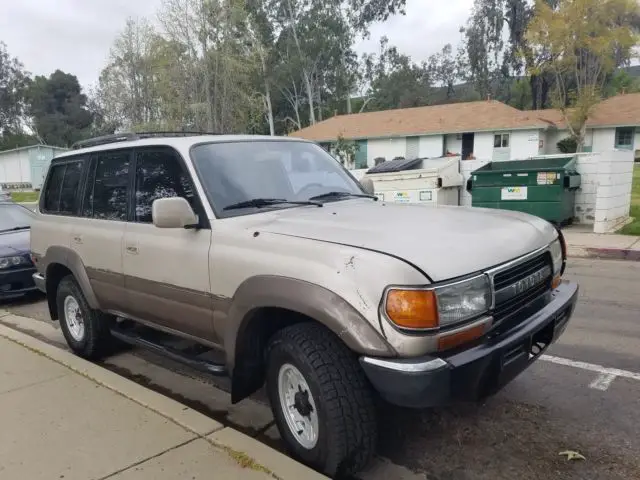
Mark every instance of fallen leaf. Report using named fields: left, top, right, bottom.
left=559, top=450, right=586, bottom=461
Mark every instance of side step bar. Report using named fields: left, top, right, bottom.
left=110, top=326, right=228, bottom=376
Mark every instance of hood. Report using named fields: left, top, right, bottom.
left=0, top=229, right=30, bottom=257
left=252, top=200, right=557, bottom=281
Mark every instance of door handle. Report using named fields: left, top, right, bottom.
left=72, top=235, right=82, bottom=244
left=126, top=246, right=139, bottom=254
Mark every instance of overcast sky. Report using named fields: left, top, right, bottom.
left=1, top=0, right=474, bottom=90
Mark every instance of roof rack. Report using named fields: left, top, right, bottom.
left=71, top=131, right=219, bottom=150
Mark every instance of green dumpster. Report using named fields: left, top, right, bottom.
left=468, top=156, right=581, bottom=225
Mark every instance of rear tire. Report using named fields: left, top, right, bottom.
left=56, top=275, right=115, bottom=359
left=266, top=322, right=378, bottom=478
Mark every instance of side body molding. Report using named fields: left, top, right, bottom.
left=42, top=246, right=101, bottom=314
left=224, top=275, right=396, bottom=371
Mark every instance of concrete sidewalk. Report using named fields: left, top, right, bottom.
left=564, top=228, right=640, bottom=261
left=0, top=325, right=327, bottom=480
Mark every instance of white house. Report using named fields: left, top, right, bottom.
left=290, top=93, right=640, bottom=168
left=0, top=144, right=69, bottom=190
left=539, top=93, right=640, bottom=157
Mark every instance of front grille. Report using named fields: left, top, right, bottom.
left=493, top=252, right=550, bottom=290
left=492, top=252, right=552, bottom=324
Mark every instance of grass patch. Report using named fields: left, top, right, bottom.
left=619, top=164, right=640, bottom=235
left=10, top=191, right=39, bottom=202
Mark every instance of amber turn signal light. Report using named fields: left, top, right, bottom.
left=552, top=275, right=561, bottom=290
left=437, top=323, right=487, bottom=352
left=385, top=289, right=439, bottom=329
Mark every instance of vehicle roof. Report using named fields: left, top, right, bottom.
left=54, top=134, right=311, bottom=160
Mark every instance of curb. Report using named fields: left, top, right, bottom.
left=568, top=246, right=640, bottom=261
left=0, top=316, right=328, bottom=480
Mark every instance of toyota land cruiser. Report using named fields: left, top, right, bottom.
left=30, top=132, right=578, bottom=478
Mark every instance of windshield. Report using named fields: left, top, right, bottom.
left=0, top=204, right=34, bottom=232
left=191, top=140, right=366, bottom=217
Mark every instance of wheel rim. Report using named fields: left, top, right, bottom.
left=63, top=295, right=85, bottom=341
left=277, top=363, right=319, bottom=450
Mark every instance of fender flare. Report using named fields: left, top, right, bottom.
left=42, top=246, right=101, bottom=310
left=224, top=275, right=395, bottom=371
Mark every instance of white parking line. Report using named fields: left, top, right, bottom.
left=541, top=354, right=640, bottom=391
left=589, top=373, right=617, bottom=391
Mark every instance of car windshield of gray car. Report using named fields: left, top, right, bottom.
left=0, top=204, right=34, bottom=233
left=191, top=140, right=371, bottom=216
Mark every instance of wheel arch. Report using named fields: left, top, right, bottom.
left=224, top=275, right=395, bottom=403
left=42, top=246, right=100, bottom=320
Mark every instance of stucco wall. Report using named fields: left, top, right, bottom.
left=509, top=130, right=543, bottom=159
left=367, top=138, right=405, bottom=166
left=592, top=150, right=635, bottom=233
left=444, top=134, right=462, bottom=155
left=473, top=132, right=494, bottom=160
left=0, top=148, right=31, bottom=184
left=418, top=135, right=444, bottom=158
left=591, top=128, right=615, bottom=153
left=536, top=151, right=634, bottom=232
left=460, top=159, right=491, bottom=207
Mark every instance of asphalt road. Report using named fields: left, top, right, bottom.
left=2, top=257, right=640, bottom=480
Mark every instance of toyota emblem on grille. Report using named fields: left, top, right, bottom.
left=510, top=266, right=550, bottom=297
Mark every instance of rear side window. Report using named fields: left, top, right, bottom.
left=42, top=165, right=65, bottom=213
left=59, top=162, right=83, bottom=214
left=83, top=151, right=131, bottom=221
left=42, top=161, right=83, bottom=215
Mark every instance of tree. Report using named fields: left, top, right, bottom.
left=333, top=133, right=358, bottom=165
left=246, top=0, right=278, bottom=134
left=98, top=17, right=161, bottom=130
left=604, top=69, right=640, bottom=97
left=460, top=0, right=506, bottom=100
left=159, top=0, right=261, bottom=133
left=527, top=0, right=640, bottom=150
left=504, top=0, right=558, bottom=109
left=25, top=70, right=94, bottom=147
left=85, top=85, right=120, bottom=137
left=363, top=36, right=431, bottom=110
left=428, top=44, right=461, bottom=100
left=0, top=42, right=29, bottom=143
left=347, top=0, right=406, bottom=29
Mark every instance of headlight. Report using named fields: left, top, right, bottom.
left=384, top=275, right=491, bottom=330
left=549, top=239, right=563, bottom=275
left=0, top=256, right=28, bottom=269
left=435, top=275, right=491, bottom=326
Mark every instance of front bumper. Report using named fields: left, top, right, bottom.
left=33, top=272, right=45, bottom=293
left=360, top=281, right=579, bottom=409
left=0, top=267, right=39, bottom=299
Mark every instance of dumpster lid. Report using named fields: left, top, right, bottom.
left=473, top=156, right=576, bottom=174
left=366, top=157, right=425, bottom=173
left=366, top=156, right=462, bottom=174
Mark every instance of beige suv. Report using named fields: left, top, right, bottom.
left=31, top=132, right=578, bottom=477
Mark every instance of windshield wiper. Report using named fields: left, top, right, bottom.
left=223, top=198, right=322, bottom=211
left=0, top=226, right=30, bottom=233
left=309, top=191, right=378, bottom=201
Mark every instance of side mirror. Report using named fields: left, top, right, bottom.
left=152, top=197, right=198, bottom=229
left=360, top=176, right=375, bottom=195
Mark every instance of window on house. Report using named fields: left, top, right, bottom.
left=494, top=133, right=510, bottom=148
left=615, top=127, right=634, bottom=149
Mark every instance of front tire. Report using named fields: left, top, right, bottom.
left=266, top=323, right=378, bottom=478
left=56, top=275, right=114, bottom=359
